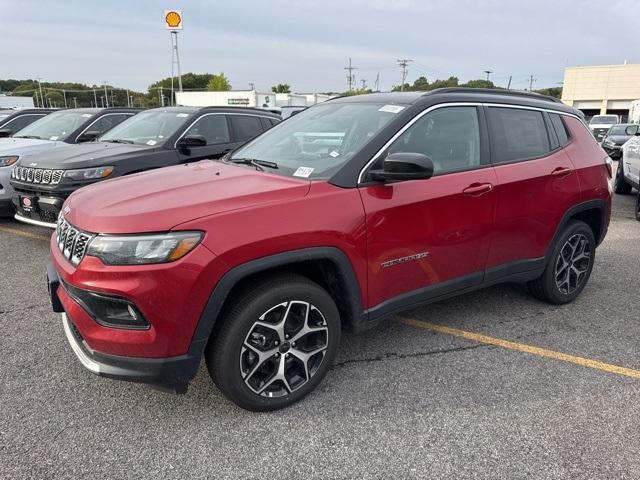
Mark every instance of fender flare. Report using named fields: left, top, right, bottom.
left=187, top=247, right=365, bottom=359
left=546, top=199, right=608, bottom=257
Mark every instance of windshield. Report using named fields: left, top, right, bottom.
left=590, top=115, right=618, bottom=125
left=100, top=110, right=192, bottom=146
left=229, top=102, right=403, bottom=179
left=14, top=111, right=93, bottom=140
left=608, top=125, right=629, bottom=135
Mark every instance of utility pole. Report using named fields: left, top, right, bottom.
left=397, top=59, right=413, bottom=91
left=62, top=89, right=68, bottom=108
left=528, top=75, right=536, bottom=91
left=36, top=78, right=45, bottom=108
left=93, top=89, right=98, bottom=108
left=344, top=58, right=357, bottom=92
left=103, top=82, right=109, bottom=108
left=73, top=97, right=77, bottom=108
left=249, top=82, right=255, bottom=90
left=126, top=89, right=130, bottom=107
left=507, top=75, right=512, bottom=90
left=484, top=70, right=493, bottom=81
left=374, top=73, right=380, bottom=92
left=360, top=79, right=367, bottom=90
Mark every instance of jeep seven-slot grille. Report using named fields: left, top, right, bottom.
left=56, top=215, right=94, bottom=266
left=11, top=166, right=64, bottom=185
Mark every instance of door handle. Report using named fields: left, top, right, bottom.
left=463, top=183, right=493, bottom=196
left=551, top=166, right=572, bottom=177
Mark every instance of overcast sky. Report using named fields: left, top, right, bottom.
left=3, top=0, right=638, bottom=93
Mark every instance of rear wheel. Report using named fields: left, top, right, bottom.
left=614, top=160, right=632, bottom=194
left=527, top=220, right=595, bottom=304
left=206, top=274, right=341, bottom=411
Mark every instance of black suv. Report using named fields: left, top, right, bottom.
left=601, top=123, right=635, bottom=160
left=0, top=109, right=56, bottom=137
left=11, top=106, right=280, bottom=227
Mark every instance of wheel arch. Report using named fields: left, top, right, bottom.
left=188, top=247, right=365, bottom=359
left=548, top=200, right=608, bottom=256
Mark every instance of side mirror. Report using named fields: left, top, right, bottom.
left=0, top=128, right=13, bottom=138
left=625, top=125, right=640, bottom=136
left=369, top=152, right=434, bottom=182
left=77, top=130, right=100, bottom=143
left=179, top=135, right=207, bottom=149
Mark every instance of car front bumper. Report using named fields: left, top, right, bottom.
left=0, top=167, right=16, bottom=217
left=602, top=144, right=622, bottom=159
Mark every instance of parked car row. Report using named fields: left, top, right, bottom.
left=0, top=106, right=280, bottom=224
left=34, top=88, right=613, bottom=410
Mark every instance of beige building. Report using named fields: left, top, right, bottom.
left=561, top=63, right=640, bottom=119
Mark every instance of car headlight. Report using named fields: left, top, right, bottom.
left=86, top=231, right=203, bottom=265
left=64, top=166, right=114, bottom=180
left=603, top=139, right=614, bottom=147
left=0, top=156, right=19, bottom=167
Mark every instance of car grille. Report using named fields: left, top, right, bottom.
left=12, top=166, right=64, bottom=185
left=56, top=215, right=94, bottom=266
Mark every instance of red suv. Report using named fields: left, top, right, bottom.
left=47, top=89, right=612, bottom=411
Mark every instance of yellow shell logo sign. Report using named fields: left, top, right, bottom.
left=165, top=11, right=182, bottom=29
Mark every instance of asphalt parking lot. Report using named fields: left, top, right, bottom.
left=1, top=180, right=639, bottom=479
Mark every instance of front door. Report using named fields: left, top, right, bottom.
left=359, top=105, right=497, bottom=312
left=177, top=114, right=235, bottom=162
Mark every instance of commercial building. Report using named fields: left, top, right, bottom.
left=561, top=62, right=640, bottom=121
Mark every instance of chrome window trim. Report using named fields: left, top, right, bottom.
left=74, top=112, right=135, bottom=143
left=357, top=102, right=585, bottom=184
left=174, top=112, right=276, bottom=149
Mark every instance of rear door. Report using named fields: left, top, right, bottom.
left=359, top=105, right=497, bottom=311
left=176, top=113, right=234, bottom=162
left=484, top=106, right=582, bottom=275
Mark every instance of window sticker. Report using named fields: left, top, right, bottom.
left=293, top=166, right=314, bottom=178
left=146, top=140, right=157, bottom=146
left=49, top=136, right=59, bottom=140
left=177, top=113, right=189, bottom=117
left=378, top=105, right=405, bottom=114
left=81, top=113, right=93, bottom=118
left=329, top=150, right=340, bottom=158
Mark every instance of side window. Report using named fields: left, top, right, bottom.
left=3, top=114, right=45, bottom=132
left=487, top=107, right=551, bottom=163
left=549, top=113, right=571, bottom=147
left=184, top=115, right=230, bottom=145
left=89, top=114, right=132, bottom=135
left=231, top=115, right=264, bottom=142
left=387, top=106, right=481, bottom=175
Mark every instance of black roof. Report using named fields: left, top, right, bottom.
left=328, top=88, right=579, bottom=116
left=0, top=108, right=57, bottom=116
left=147, top=106, right=280, bottom=118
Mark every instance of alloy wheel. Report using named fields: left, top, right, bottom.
left=554, top=233, right=591, bottom=295
left=240, top=301, right=329, bottom=397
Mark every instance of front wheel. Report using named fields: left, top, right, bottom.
left=527, top=220, right=596, bottom=305
left=614, top=160, right=632, bottom=195
left=206, top=274, right=341, bottom=411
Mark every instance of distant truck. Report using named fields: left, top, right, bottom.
left=0, top=95, right=35, bottom=109
left=176, top=91, right=277, bottom=110
left=588, top=114, right=620, bottom=142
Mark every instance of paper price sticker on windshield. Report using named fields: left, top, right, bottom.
left=379, top=105, right=405, bottom=114
left=293, top=166, right=314, bottom=178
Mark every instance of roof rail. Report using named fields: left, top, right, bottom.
left=427, top=87, right=563, bottom=104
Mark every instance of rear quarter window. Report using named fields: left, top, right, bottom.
left=487, top=107, right=551, bottom=164
left=231, top=115, right=264, bottom=142
left=549, top=113, right=571, bottom=147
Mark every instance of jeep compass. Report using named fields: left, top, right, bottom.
left=47, top=88, right=611, bottom=411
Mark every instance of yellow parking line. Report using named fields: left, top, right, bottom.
left=398, top=316, right=640, bottom=379
left=0, top=225, right=50, bottom=242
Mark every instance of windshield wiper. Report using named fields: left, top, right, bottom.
left=15, top=135, right=43, bottom=140
left=104, top=139, right=134, bottom=144
left=229, top=157, right=278, bottom=171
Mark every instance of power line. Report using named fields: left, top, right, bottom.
left=397, top=59, right=413, bottom=91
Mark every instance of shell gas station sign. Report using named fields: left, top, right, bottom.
left=164, top=10, right=183, bottom=30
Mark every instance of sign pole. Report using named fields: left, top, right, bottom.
left=164, top=10, right=184, bottom=106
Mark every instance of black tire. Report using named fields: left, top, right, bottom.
left=206, top=274, right=341, bottom=411
left=527, top=220, right=596, bottom=305
left=614, top=160, right=632, bottom=195
left=635, top=194, right=640, bottom=222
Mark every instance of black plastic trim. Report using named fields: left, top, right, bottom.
left=546, top=199, right=609, bottom=249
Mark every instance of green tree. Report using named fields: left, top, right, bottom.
left=534, top=87, right=562, bottom=98
left=343, top=88, right=373, bottom=96
left=207, top=73, right=231, bottom=91
left=271, top=83, right=291, bottom=93
left=462, top=79, right=496, bottom=89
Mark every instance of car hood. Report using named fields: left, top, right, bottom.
left=14, top=141, right=155, bottom=169
left=0, top=137, right=57, bottom=157
left=605, top=135, right=631, bottom=146
left=64, top=160, right=311, bottom=234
